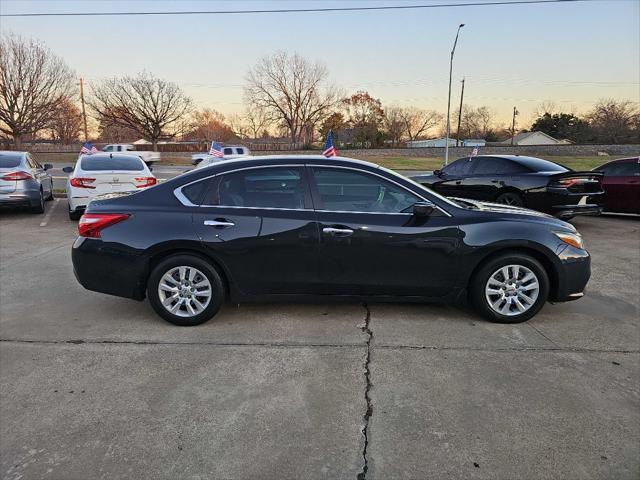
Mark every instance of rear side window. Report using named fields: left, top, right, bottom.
left=0, top=155, right=23, bottom=168
left=181, top=179, right=210, bottom=205
left=515, top=156, right=567, bottom=172
left=472, top=157, right=529, bottom=175
left=223, top=148, right=233, bottom=155
left=212, top=167, right=306, bottom=209
left=236, top=148, right=244, bottom=155
left=81, top=156, right=144, bottom=171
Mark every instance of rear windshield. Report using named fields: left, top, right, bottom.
left=514, top=156, right=568, bottom=172
left=80, top=156, right=144, bottom=171
left=0, top=155, right=23, bottom=168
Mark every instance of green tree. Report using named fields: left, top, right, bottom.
left=342, top=91, right=384, bottom=148
left=531, top=112, right=591, bottom=143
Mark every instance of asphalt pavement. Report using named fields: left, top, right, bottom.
left=0, top=192, right=638, bottom=479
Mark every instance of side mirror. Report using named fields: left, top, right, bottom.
left=413, top=201, right=435, bottom=217
left=148, top=167, right=153, bottom=172
left=62, top=166, right=73, bottom=173
left=433, top=169, right=442, bottom=176
left=43, top=163, right=53, bottom=170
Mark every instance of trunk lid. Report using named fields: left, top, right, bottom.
left=0, top=168, right=17, bottom=193
left=547, top=171, right=604, bottom=194
left=90, top=170, right=144, bottom=194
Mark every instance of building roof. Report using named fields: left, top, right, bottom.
left=501, top=131, right=561, bottom=145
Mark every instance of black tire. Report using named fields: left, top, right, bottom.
left=495, top=192, right=524, bottom=207
left=469, top=252, right=549, bottom=324
left=147, top=254, right=225, bottom=326
left=31, top=189, right=45, bottom=214
left=68, top=207, right=82, bottom=221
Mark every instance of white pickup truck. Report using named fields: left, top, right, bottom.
left=102, top=144, right=161, bottom=166
left=191, top=145, right=251, bottom=165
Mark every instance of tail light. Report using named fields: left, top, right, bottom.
left=550, top=177, right=600, bottom=188
left=78, top=213, right=130, bottom=238
left=1, top=171, right=33, bottom=181
left=134, top=177, right=157, bottom=188
left=70, top=177, right=96, bottom=189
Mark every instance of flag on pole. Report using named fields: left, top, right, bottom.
left=471, top=147, right=479, bottom=158
left=209, top=141, right=224, bottom=158
left=322, top=130, right=338, bottom=157
left=80, top=142, right=98, bottom=155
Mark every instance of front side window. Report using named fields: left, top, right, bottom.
left=312, top=167, right=420, bottom=213
left=103, top=146, right=114, bottom=152
left=212, top=167, right=306, bottom=209
left=472, top=157, right=528, bottom=175
left=223, top=148, right=233, bottom=155
left=443, top=158, right=474, bottom=176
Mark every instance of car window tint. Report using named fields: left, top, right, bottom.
left=181, top=179, right=211, bottom=205
left=312, top=167, right=420, bottom=213
left=0, top=154, right=23, bottom=168
left=601, top=162, right=639, bottom=176
left=236, top=148, right=244, bottom=155
left=515, top=156, right=567, bottom=172
left=214, top=167, right=306, bottom=209
left=443, top=158, right=473, bottom=176
left=472, top=157, right=528, bottom=175
left=223, top=148, right=233, bottom=155
left=80, top=156, right=145, bottom=171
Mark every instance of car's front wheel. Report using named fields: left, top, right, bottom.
left=147, top=254, right=225, bottom=326
left=470, top=253, right=549, bottom=323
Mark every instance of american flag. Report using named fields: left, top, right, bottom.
left=322, top=130, right=338, bottom=157
left=80, top=142, right=98, bottom=155
left=471, top=147, right=479, bottom=157
left=209, top=141, right=224, bottom=158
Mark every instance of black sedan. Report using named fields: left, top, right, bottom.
left=72, top=155, right=591, bottom=326
left=411, top=155, right=604, bottom=219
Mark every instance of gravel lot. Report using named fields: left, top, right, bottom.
left=0, top=198, right=638, bottom=479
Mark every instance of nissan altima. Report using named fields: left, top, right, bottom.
left=71, top=156, right=591, bottom=326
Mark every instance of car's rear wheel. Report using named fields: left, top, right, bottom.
left=147, top=254, right=225, bottom=326
left=31, top=189, right=45, bottom=214
left=470, top=253, right=549, bottom=323
left=68, top=206, right=82, bottom=221
left=496, top=192, right=524, bottom=207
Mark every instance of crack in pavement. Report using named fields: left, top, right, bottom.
left=357, top=303, right=373, bottom=480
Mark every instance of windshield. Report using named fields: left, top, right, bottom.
left=80, top=156, right=144, bottom=171
left=0, top=154, right=23, bottom=169
left=377, top=165, right=464, bottom=209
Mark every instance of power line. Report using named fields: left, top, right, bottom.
left=0, top=0, right=596, bottom=17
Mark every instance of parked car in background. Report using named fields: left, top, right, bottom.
left=0, top=151, right=54, bottom=213
left=71, top=155, right=591, bottom=327
left=593, top=157, right=639, bottom=214
left=411, top=155, right=604, bottom=219
left=102, top=144, right=161, bottom=165
left=191, top=145, right=251, bottom=166
left=63, top=153, right=156, bottom=220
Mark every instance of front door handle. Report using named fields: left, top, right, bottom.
left=455, top=180, right=462, bottom=185
left=323, top=227, right=354, bottom=237
left=204, top=219, right=235, bottom=228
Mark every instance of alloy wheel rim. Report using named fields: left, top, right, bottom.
left=500, top=196, right=517, bottom=206
left=485, top=264, right=539, bottom=316
left=157, top=266, right=212, bottom=317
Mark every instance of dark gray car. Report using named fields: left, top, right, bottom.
left=0, top=151, right=54, bottom=213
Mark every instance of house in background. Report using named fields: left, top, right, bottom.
left=501, top=131, right=570, bottom=146
left=407, top=137, right=457, bottom=148
left=462, top=139, right=486, bottom=147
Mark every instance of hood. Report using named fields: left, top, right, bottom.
left=451, top=197, right=576, bottom=231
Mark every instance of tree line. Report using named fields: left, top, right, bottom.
left=1, top=34, right=638, bottom=150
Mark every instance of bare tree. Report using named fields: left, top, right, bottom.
left=244, top=51, right=340, bottom=144
left=383, top=106, right=405, bottom=146
left=88, top=72, right=192, bottom=150
left=50, top=96, right=83, bottom=144
left=398, top=107, right=443, bottom=141
left=229, top=108, right=274, bottom=139
left=588, top=99, right=639, bottom=144
left=0, top=34, right=75, bottom=148
left=456, top=105, right=495, bottom=139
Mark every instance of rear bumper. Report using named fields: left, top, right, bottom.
left=72, top=237, right=147, bottom=300
left=0, top=190, right=41, bottom=207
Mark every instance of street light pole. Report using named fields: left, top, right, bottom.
left=444, top=23, right=465, bottom=166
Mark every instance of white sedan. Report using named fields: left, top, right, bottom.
left=63, top=153, right=156, bottom=220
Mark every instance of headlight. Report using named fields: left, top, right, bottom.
left=554, top=231, right=585, bottom=249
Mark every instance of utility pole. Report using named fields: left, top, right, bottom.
left=444, top=23, right=465, bottom=165
left=79, top=77, right=88, bottom=142
left=510, top=106, right=518, bottom=146
left=455, top=77, right=465, bottom=147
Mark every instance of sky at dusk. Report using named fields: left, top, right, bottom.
left=1, top=0, right=638, bottom=127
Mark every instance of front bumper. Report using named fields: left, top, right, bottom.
left=552, top=247, right=591, bottom=302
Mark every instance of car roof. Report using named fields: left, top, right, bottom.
left=216, top=154, right=379, bottom=169
left=459, top=154, right=567, bottom=170
left=0, top=151, right=27, bottom=157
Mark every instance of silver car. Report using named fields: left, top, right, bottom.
left=0, top=151, right=54, bottom=213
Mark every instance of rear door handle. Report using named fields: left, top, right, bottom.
left=204, top=219, right=235, bottom=228
left=323, top=227, right=354, bottom=237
